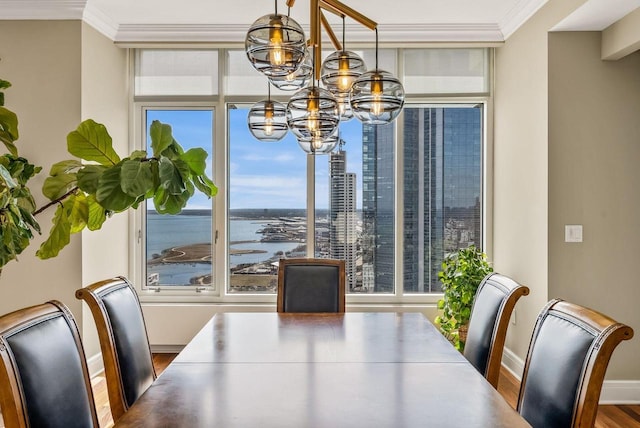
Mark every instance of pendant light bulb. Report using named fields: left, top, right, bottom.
left=264, top=102, right=275, bottom=136
left=337, top=54, right=351, bottom=92
left=306, top=96, right=319, bottom=132
left=268, top=17, right=285, bottom=66
left=370, top=77, right=383, bottom=116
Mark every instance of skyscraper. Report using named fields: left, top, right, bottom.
left=329, top=150, right=358, bottom=290
left=361, top=123, right=395, bottom=293
left=403, top=107, right=482, bottom=293
left=359, top=107, right=482, bottom=294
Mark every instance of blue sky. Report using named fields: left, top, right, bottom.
left=147, top=108, right=364, bottom=210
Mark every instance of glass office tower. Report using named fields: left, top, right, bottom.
left=362, top=123, right=396, bottom=293
left=403, top=106, right=482, bottom=293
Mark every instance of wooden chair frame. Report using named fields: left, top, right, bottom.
left=277, top=258, right=346, bottom=313
left=76, top=276, right=156, bottom=423
left=465, top=273, right=529, bottom=388
left=517, top=299, right=634, bottom=427
left=0, top=300, right=99, bottom=428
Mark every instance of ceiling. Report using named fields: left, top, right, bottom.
left=2, top=0, right=639, bottom=43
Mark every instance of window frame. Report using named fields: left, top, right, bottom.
left=129, top=47, right=493, bottom=305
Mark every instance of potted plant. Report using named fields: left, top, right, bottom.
left=0, top=77, right=217, bottom=273
left=434, top=245, right=492, bottom=351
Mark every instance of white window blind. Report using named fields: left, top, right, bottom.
left=135, top=50, right=218, bottom=96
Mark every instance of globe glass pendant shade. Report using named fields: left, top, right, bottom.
left=247, top=99, right=288, bottom=142
left=297, top=129, right=340, bottom=154
left=245, top=14, right=306, bottom=78
left=350, top=69, right=405, bottom=124
left=321, top=50, right=366, bottom=95
left=336, top=93, right=354, bottom=121
left=270, top=49, right=313, bottom=91
left=286, top=86, right=340, bottom=142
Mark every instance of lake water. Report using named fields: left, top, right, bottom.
left=147, top=213, right=301, bottom=285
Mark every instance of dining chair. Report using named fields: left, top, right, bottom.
left=463, top=272, right=529, bottom=388
left=517, top=299, right=634, bottom=428
left=277, top=258, right=346, bottom=312
left=0, top=300, right=99, bottom=428
left=76, top=276, right=156, bottom=423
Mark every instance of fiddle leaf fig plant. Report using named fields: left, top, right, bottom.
left=0, top=76, right=217, bottom=270
left=434, top=245, right=492, bottom=351
left=0, top=80, right=42, bottom=269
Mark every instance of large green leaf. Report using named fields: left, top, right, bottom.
left=36, top=203, right=71, bottom=259
left=158, top=157, right=185, bottom=194
left=154, top=187, right=189, bottom=215
left=50, top=160, right=82, bottom=176
left=180, top=148, right=208, bottom=175
left=67, top=119, right=120, bottom=166
left=193, top=174, right=218, bottom=198
left=86, top=194, right=107, bottom=231
left=95, top=164, right=136, bottom=212
left=150, top=120, right=174, bottom=157
left=120, top=159, right=155, bottom=197
left=0, top=137, right=17, bottom=157
left=76, top=164, right=107, bottom=194
left=42, top=173, right=76, bottom=200
left=68, top=193, right=88, bottom=233
left=0, top=106, right=19, bottom=142
left=130, top=150, right=147, bottom=160
left=0, top=164, right=17, bottom=189
left=0, top=79, right=11, bottom=91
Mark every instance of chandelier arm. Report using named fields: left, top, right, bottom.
left=320, top=0, right=377, bottom=30
left=321, top=11, right=343, bottom=51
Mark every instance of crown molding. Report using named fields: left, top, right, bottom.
left=0, top=0, right=86, bottom=20
left=499, top=0, right=548, bottom=40
left=82, top=2, right=119, bottom=40
left=111, top=22, right=504, bottom=45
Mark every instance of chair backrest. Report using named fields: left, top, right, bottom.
left=517, top=299, right=634, bottom=428
left=463, top=272, right=529, bottom=388
left=76, top=276, right=156, bottom=423
left=277, top=258, right=346, bottom=313
left=0, top=300, right=99, bottom=428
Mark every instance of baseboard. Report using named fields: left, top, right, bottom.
left=502, top=347, right=640, bottom=404
left=150, top=344, right=184, bottom=354
left=86, top=352, right=104, bottom=379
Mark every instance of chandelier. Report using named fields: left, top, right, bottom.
left=245, top=0, right=405, bottom=154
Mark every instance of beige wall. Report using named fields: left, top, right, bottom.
left=0, top=21, right=84, bottom=323
left=548, top=31, right=640, bottom=379
left=0, top=22, right=128, bottom=361
left=80, top=22, right=130, bottom=359
left=493, top=0, right=586, bottom=366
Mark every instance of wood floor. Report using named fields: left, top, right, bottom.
left=1, top=353, right=639, bottom=427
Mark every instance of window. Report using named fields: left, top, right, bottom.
left=144, top=109, right=215, bottom=288
left=227, top=105, right=307, bottom=294
left=133, top=48, right=489, bottom=301
left=402, top=106, right=483, bottom=293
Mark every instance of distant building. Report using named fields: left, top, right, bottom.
left=360, top=107, right=481, bottom=293
left=403, top=107, right=482, bottom=293
left=329, top=150, right=358, bottom=290
left=362, top=123, right=395, bottom=293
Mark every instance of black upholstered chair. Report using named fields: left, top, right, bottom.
left=463, top=273, right=529, bottom=388
left=0, top=300, right=99, bottom=428
left=76, top=276, right=156, bottom=423
left=277, top=258, right=346, bottom=313
left=517, top=299, right=634, bottom=428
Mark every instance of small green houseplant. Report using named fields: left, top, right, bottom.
left=434, top=245, right=493, bottom=351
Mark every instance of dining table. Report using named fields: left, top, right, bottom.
left=114, top=312, right=531, bottom=427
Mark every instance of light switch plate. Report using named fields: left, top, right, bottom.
left=565, top=225, right=583, bottom=243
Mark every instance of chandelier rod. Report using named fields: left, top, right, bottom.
left=286, top=0, right=378, bottom=79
